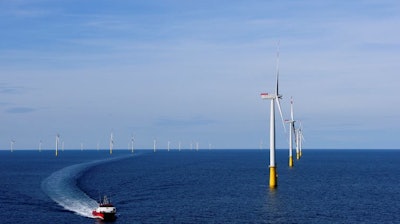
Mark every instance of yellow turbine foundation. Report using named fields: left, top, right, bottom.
left=289, top=156, right=293, bottom=167
left=269, top=166, right=277, bottom=188
left=296, top=152, right=300, bottom=160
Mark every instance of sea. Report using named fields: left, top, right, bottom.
left=1, top=149, right=399, bottom=224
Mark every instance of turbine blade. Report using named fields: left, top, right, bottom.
left=276, top=98, right=286, bottom=132
left=290, top=97, right=294, bottom=120
left=298, top=121, right=305, bottom=142
left=275, top=43, right=280, bottom=95
left=301, top=131, right=306, bottom=142
left=276, top=71, right=279, bottom=95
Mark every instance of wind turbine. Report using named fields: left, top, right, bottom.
left=109, top=132, right=114, bottom=155
left=260, top=44, right=286, bottom=189
left=131, top=134, right=135, bottom=154
left=285, top=97, right=296, bottom=167
left=153, top=138, right=157, bottom=152
left=295, top=121, right=305, bottom=160
left=10, top=139, right=15, bottom=152
left=298, top=121, right=305, bottom=158
left=55, top=134, right=60, bottom=157
left=167, top=140, right=170, bottom=152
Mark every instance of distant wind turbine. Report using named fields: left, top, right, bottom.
left=10, top=139, right=15, bottom=152
left=55, top=134, right=60, bottom=157
left=167, top=140, right=171, bottom=152
left=260, top=43, right=286, bottom=189
left=298, top=121, right=305, bottom=158
left=153, top=138, right=157, bottom=152
left=110, top=132, right=114, bottom=155
left=295, top=121, right=305, bottom=160
left=285, top=97, right=296, bottom=167
left=295, top=129, right=300, bottom=160
left=131, top=134, right=135, bottom=154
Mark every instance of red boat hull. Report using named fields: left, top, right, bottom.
left=92, top=211, right=116, bottom=221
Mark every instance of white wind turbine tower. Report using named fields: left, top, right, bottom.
left=295, top=128, right=300, bottom=160
left=167, top=140, right=171, bottom=152
left=260, top=44, right=286, bottom=189
left=298, top=121, right=305, bottom=158
left=109, top=132, right=114, bottom=155
left=285, top=97, right=296, bottom=167
left=55, top=134, right=60, bottom=157
left=153, top=138, right=157, bottom=152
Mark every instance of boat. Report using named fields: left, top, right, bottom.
left=92, top=196, right=117, bottom=221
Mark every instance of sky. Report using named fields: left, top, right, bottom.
left=1, top=0, right=399, bottom=150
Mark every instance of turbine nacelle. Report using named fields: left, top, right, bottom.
left=285, top=119, right=294, bottom=124
left=260, top=93, right=281, bottom=100
left=260, top=92, right=286, bottom=132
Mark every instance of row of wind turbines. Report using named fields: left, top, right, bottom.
left=6, top=133, right=212, bottom=155
left=260, top=45, right=305, bottom=189
left=51, top=132, right=211, bottom=157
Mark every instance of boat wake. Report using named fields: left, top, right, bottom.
left=41, top=154, right=132, bottom=218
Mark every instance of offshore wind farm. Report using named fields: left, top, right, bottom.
left=2, top=42, right=398, bottom=223
left=1, top=0, right=400, bottom=223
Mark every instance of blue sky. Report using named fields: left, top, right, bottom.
left=1, top=0, right=399, bottom=150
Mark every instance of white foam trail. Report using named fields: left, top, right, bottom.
left=42, top=154, right=133, bottom=218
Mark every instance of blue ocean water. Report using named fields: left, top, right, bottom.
left=1, top=149, right=399, bottom=223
